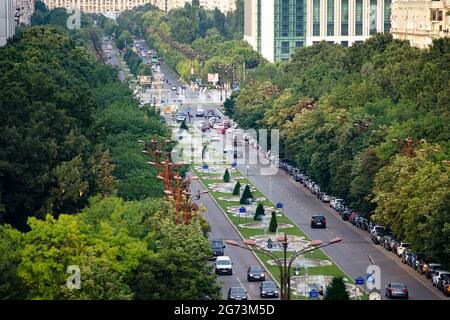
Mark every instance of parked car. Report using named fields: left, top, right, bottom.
left=413, top=253, right=426, bottom=272
left=330, top=198, right=343, bottom=210
left=211, top=136, right=220, bottom=142
left=247, top=266, right=266, bottom=281
left=442, top=276, right=450, bottom=296
left=260, top=281, right=279, bottom=298
left=176, top=113, right=186, bottom=122
left=370, top=225, right=385, bottom=236
left=341, top=210, right=351, bottom=221
left=396, top=242, right=411, bottom=257
left=311, top=215, right=327, bottom=228
left=384, top=283, right=409, bottom=299
left=215, top=256, right=233, bottom=275
left=425, top=263, right=442, bottom=279
left=382, top=235, right=394, bottom=251
left=437, top=274, right=450, bottom=293
left=401, top=249, right=413, bottom=264
left=371, top=229, right=387, bottom=245
left=171, top=86, right=177, bottom=91
left=432, top=270, right=450, bottom=287
left=349, top=212, right=360, bottom=225
left=227, top=287, right=248, bottom=300
left=355, top=217, right=369, bottom=231
left=210, top=239, right=225, bottom=259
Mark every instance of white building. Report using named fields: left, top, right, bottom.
left=0, top=0, right=19, bottom=47
left=43, top=0, right=236, bottom=15
left=391, top=0, right=450, bottom=48
left=244, top=0, right=391, bottom=62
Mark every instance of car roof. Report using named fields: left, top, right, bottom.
left=216, top=256, right=230, bottom=260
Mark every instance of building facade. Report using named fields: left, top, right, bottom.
left=244, top=0, right=391, bottom=62
left=391, top=0, right=450, bottom=48
left=43, top=0, right=236, bottom=14
left=1, top=0, right=19, bottom=47
left=17, top=0, right=35, bottom=25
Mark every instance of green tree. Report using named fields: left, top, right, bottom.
left=232, top=180, right=241, bottom=196
left=95, top=149, right=115, bottom=197
left=269, top=211, right=278, bottom=232
left=254, top=203, right=265, bottom=221
left=240, top=185, right=253, bottom=204
left=324, top=277, right=350, bottom=300
left=223, top=169, right=230, bottom=183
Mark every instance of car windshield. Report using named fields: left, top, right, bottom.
left=262, top=282, right=276, bottom=289
left=217, top=260, right=230, bottom=265
left=313, top=216, right=325, bottom=220
left=211, top=241, right=223, bottom=248
left=230, top=288, right=245, bottom=295
left=250, top=266, right=263, bottom=273
left=391, top=283, right=406, bottom=289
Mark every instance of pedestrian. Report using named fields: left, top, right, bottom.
left=319, top=286, right=324, bottom=300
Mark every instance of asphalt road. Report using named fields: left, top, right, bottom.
left=191, top=179, right=278, bottom=301
left=119, top=36, right=445, bottom=300
left=200, top=108, right=446, bottom=301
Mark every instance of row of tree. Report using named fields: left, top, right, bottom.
left=226, top=35, right=450, bottom=267
left=104, top=2, right=261, bottom=84
left=1, top=3, right=220, bottom=300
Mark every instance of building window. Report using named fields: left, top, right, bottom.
left=384, top=0, right=391, bottom=31
left=327, top=0, right=334, bottom=36
left=341, top=0, right=348, bottom=36
left=431, top=9, right=443, bottom=21
left=281, top=41, right=290, bottom=54
left=295, top=40, right=304, bottom=47
left=281, top=0, right=290, bottom=37
left=355, top=0, right=363, bottom=36
left=313, top=0, right=320, bottom=36
left=370, top=0, right=377, bottom=35
left=295, top=0, right=305, bottom=37
left=341, top=41, right=348, bottom=47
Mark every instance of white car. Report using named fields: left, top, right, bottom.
left=330, top=198, right=343, bottom=209
left=396, top=242, right=410, bottom=257
left=211, top=136, right=220, bottom=142
left=171, top=86, right=177, bottom=91
left=432, top=270, right=450, bottom=286
left=215, top=256, right=233, bottom=275
left=321, top=194, right=331, bottom=202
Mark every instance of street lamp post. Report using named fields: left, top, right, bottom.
left=226, top=235, right=342, bottom=300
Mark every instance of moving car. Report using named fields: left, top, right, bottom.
left=247, top=266, right=265, bottom=281
left=215, top=256, right=233, bottom=275
left=310, top=215, right=326, bottom=228
left=385, top=283, right=409, bottom=299
left=227, top=287, right=248, bottom=300
left=171, top=86, right=177, bottom=91
left=196, top=108, right=205, bottom=117
left=210, top=239, right=225, bottom=259
left=260, top=281, right=279, bottom=298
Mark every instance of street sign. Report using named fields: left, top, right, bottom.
left=356, top=277, right=365, bottom=286
left=309, top=289, right=318, bottom=298
left=239, top=207, right=246, bottom=213
left=276, top=202, right=283, bottom=209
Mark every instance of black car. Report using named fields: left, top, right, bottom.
left=210, top=239, right=225, bottom=259
left=371, top=230, right=387, bottom=244
left=311, top=215, right=326, bottom=228
left=247, top=266, right=266, bottom=281
left=341, top=210, right=351, bottom=221
left=437, top=274, right=450, bottom=292
left=260, top=281, right=279, bottom=298
left=227, top=287, right=248, bottom=300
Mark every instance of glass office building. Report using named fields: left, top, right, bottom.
left=244, top=0, right=392, bottom=62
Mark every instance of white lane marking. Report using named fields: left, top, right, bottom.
left=237, top=276, right=252, bottom=300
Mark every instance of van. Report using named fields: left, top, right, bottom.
left=215, top=256, right=233, bottom=275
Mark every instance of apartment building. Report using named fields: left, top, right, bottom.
left=391, top=0, right=450, bottom=48
left=244, top=0, right=391, bottom=62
